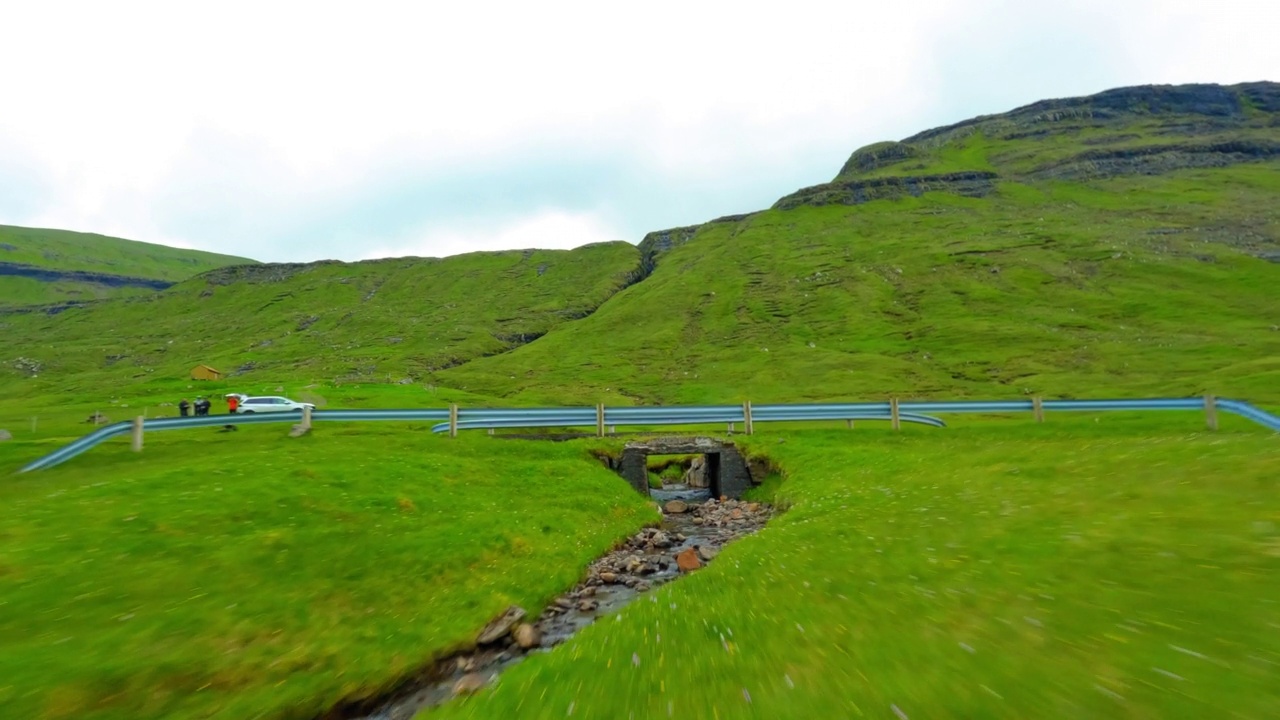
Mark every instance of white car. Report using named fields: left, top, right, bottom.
left=236, top=396, right=315, bottom=414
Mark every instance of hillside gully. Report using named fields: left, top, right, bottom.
left=330, top=478, right=773, bottom=720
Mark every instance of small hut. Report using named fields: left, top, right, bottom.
left=190, top=364, right=224, bottom=381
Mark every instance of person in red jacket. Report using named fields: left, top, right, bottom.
left=221, top=394, right=242, bottom=432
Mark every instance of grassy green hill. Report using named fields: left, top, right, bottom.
left=444, top=172, right=1280, bottom=405
left=439, top=82, right=1280, bottom=405
left=0, top=224, right=256, bottom=307
left=0, top=243, right=640, bottom=399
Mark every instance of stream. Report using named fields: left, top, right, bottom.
left=338, top=489, right=771, bottom=720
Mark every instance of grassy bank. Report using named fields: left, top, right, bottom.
left=0, top=428, right=655, bottom=720
left=425, top=418, right=1279, bottom=719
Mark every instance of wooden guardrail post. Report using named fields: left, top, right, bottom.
left=1204, top=394, right=1218, bottom=431
left=449, top=404, right=459, bottom=438
left=1032, top=396, right=1045, bottom=423
left=131, top=416, right=144, bottom=452
left=596, top=403, right=605, bottom=438
left=302, top=405, right=312, bottom=430
left=890, top=398, right=901, bottom=431
left=743, top=401, right=754, bottom=435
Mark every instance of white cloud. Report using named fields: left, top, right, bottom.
left=359, top=209, right=621, bottom=261
left=0, top=0, right=1277, bottom=261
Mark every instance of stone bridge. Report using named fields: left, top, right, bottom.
left=610, top=437, right=762, bottom=499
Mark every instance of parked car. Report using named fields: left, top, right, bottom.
left=235, top=396, right=315, bottom=414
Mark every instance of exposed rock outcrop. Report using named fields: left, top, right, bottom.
left=637, top=224, right=703, bottom=276
left=636, top=213, right=760, bottom=273
left=900, top=83, right=1261, bottom=149
left=773, top=171, right=998, bottom=210
left=1028, top=138, right=1280, bottom=180
left=835, top=141, right=920, bottom=179
left=198, top=261, right=332, bottom=286
left=0, top=262, right=173, bottom=291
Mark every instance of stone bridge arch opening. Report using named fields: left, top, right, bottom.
left=611, top=437, right=759, bottom=500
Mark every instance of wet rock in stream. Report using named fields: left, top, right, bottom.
left=475, top=605, right=526, bottom=645
left=342, top=497, right=773, bottom=720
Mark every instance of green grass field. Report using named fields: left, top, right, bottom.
left=425, top=417, right=1280, bottom=719
left=0, top=428, right=654, bottom=720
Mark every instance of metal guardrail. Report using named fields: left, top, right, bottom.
left=431, top=410, right=947, bottom=435
left=15, top=396, right=1278, bottom=473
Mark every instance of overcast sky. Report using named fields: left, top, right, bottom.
left=1, top=1, right=1276, bottom=263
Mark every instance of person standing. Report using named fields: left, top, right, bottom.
left=222, top=394, right=241, bottom=431
left=178, top=398, right=190, bottom=417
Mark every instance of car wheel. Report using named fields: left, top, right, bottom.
left=242, top=410, right=255, bottom=414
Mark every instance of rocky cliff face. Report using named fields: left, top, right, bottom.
left=898, top=82, right=1277, bottom=149
left=835, top=141, right=920, bottom=177
left=789, top=82, right=1280, bottom=210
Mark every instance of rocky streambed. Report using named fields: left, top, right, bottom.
left=337, top=496, right=773, bottom=720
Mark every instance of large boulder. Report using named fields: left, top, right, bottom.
left=675, top=548, right=703, bottom=572
left=683, top=455, right=709, bottom=488
left=476, top=605, right=526, bottom=645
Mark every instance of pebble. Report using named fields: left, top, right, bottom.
left=452, top=673, right=487, bottom=695
left=513, top=623, right=541, bottom=649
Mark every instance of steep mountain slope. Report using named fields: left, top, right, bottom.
left=0, top=243, right=640, bottom=391
left=0, top=224, right=255, bottom=306
left=439, top=83, right=1280, bottom=404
